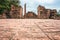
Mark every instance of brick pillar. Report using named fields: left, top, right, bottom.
left=10, top=5, right=15, bottom=18
left=19, top=7, right=23, bottom=18
left=53, top=9, right=57, bottom=19
left=11, top=5, right=15, bottom=11
left=2, top=13, right=7, bottom=19
left=46, top=9, right=51, bottom=19
left=0, top=15, right=2, bottom=19
left=24, top=4, right=26, bottom=18
left=37, top=6, right=40, bottom=18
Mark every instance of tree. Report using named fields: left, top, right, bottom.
left=10, top=0, right=20, bottom=6
left=0, top=0, right=20, bottom=14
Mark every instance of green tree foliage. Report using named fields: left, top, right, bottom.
left=56, top=14, right=60, bottom=17
left=56, top=10, right=60, bottom=17
left=10, top=0, right=20, bottom=6
left=0, top=0, right=20, bottom=14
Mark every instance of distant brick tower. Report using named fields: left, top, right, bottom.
left=19, top=6, right=23, bottom=18
left=50, top=9, right=57, bottom=19
left=10, top=5, right=15, bottom=18
left=46, top=9, right=51, bottom=19
left=24, top=4, right=26, bottom=18
left=37, top=6, right=40, bottom=18
left=37, top=5, right=46, bottom=19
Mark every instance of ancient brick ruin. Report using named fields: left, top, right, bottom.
left=10, top=5, right=23, bottom=19
left=0, top=4, right=57, bottom=19
left=37, top=5, right=57, bottom=19
left=24, top=12, right=37, bottom=19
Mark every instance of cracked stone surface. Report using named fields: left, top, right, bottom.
left=0, top=19, right=60, bottom=40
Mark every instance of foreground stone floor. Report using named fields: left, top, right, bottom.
left=0, top=19, right=60, bottom=40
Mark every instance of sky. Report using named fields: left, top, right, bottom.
left=20, top=0, right=60, bottom=14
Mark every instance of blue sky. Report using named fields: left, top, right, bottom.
left=20, top=0, right=60, bottom=14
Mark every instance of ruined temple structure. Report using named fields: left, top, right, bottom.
left=0, top=4, right=57, bottom=19
left=24, top=4, right=37, bottom=19
left=37, top=5, right=57, bottom=19
left=0, top=10, right=9, bottom=19
left=0, top=4, right=23, bottom=19
left=24, top=4, right=57, bottom=19
left=10, top=5, right=23, bottom=19
left=24, top=12, right=37, bottom=19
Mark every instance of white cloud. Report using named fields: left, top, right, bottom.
left=35, top=0, right=54, bottom=4
left=20, top=0, right=56, bottom=6
left=20, top=0, right=57, bottom=14
left=22, top=0, right=55, bottom=4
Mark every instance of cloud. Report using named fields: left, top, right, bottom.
left=21, top=0, right=55, bottom=4
left=20, top=0, right=59, bottom=14
left=35, top=0, right=55, bottom=4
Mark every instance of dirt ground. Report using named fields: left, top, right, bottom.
left=0, top=19, right=60, bottom=40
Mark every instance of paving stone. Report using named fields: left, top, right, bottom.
left=0, top=19, right=60, bottom=40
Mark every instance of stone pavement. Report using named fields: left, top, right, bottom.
left=0, top=19, right=60, bottom=40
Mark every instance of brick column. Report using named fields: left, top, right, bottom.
left=37, top=6, right=40, bottom=18
left=24, top=4, right=26, bottom=18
